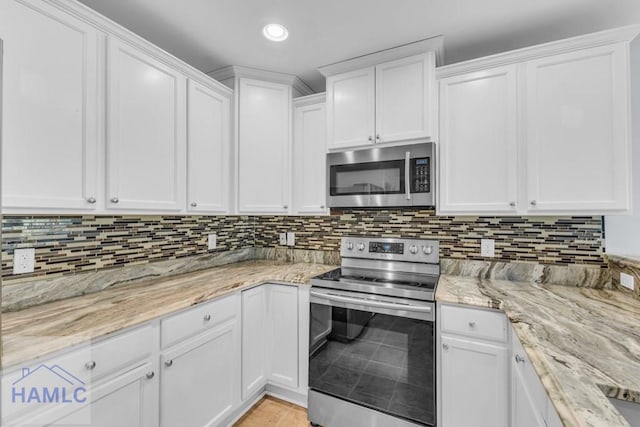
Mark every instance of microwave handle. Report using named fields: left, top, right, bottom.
left=405, top=151, right=411, bottom=200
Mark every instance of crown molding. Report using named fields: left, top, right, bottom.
left=207, top=65, right=314, bottom=96
left=318, top=36, right=444, bottom=77
left=437, top=25, right=640, bottom=79
left=293, top=92, right=326, bottom=107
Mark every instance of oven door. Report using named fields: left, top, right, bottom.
left=309, top=287, right=436, bottom=426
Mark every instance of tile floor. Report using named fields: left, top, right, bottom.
left=234, top=396, right=309, bottom=427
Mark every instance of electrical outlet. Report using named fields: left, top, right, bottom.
left=208, top=234, right=217, bottom=250
left=279, top=233, right=287, bottom=245
left=620, top=272, right=635, bottom=290
left=287, top=232, right=295, bottom=246
left=480, top=239, right=495, bottom=257
left=13, top=248, right=35, bottom=274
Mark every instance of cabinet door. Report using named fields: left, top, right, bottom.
left=293, top=100, right=327, bottom=214
left=512, top=362, right=546, bottom=427
left=241, top=285, right=268, bottom=399
left=107, top=37, right=186, bottom=211
left=326, top=67, right=375, bottom=150
left=25, top=363, right=158, bottom=427
left=439, top=65, right=519, bottom=213
left=526, top=43, right=630, bottom=212
left=187, top=80, right=231, bottom=213
left=267, top=284, right=299, bottom=388
left=440, top=335, right=509, bottom=427
left=375, top=53, right=435, bottom=143
left=238, top=78, right=291, bottom=213
left=161, top=322, right=239, bottom=427
left=0, top=0, right=99, bottom=210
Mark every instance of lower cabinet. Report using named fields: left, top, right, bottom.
left=438, top=303, right=509, bottom=427
left=242, top=283, right=306, bottom=403
left=160, top=322, right=240, bottom=427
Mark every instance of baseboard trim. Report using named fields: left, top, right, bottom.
left=265, top=383, right=308, bottom=408
left=223, top=389, right=266, bottom=427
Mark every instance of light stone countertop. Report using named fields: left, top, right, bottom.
left=437, top=274, right=640, bottom=427
left=1, top=260, right=337, bottom=368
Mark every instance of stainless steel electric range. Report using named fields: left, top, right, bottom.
left=308, top=237, right=440, bottom=427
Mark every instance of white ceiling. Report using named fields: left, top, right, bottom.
left=78, top=0, right=640, bottom=92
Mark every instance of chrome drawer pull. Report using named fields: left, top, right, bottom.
left=84, top=361, right=96, bottom=370
left=468, top=321, right=476, bottom=328
left=164, top=360, right=173, bottom=367
left=146, top=371, right=155, bottom=379
left=203, top=314, right=212, bottom=321
left=515, top=354, right=526, bottom=364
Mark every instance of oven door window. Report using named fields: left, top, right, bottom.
left=309, top=303, right=435, bottom=426
left=329, top=160, right=405, bottom=196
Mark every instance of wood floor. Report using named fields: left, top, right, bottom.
left=234, top=396, right=310, bottom=427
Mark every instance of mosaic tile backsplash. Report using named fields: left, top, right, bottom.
left=1, top=210, right=606, bottom=283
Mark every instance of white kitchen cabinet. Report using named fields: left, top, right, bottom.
left=439, top=303, right=509, bottom=427
left=525, top=44, right=630, bottom=212
left=293, top=94, right=328, bottom=215
left=512, top=360, right=546, bottom=427
left=440, top=336, right=509, bottom=427
left=237, top=78, right=291, bottom=214
left=375, top=53, right=435, bottom=144
left=438, top=65, right=519, bottom=213
left=267, top=284, right=299, bottom=389
left=187, top=79, right=231, bottom=213
left=325, top=53, right=436, bottom=150
left=326, top=67, right=375, bottom=150
left=160, top=321, right=240, bottom=427
left=241, top=285, right=268, bottom=399
left=437, top=29, right=637, bottom=215
left=0, top=0, right=100, bottom=211
left=106, top=37, right=186, bottom=211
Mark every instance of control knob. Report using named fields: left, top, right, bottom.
left=357, top=243, right=366, bottom=251
left=409, top=245, right=418, bottom=254
left=422, top=245, right=433, bottom=255
left=346, top=242, right=354, bottom=250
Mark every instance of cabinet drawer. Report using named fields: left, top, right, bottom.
left=440, top=304, right=507, bottom=342
left=161, top=294, right=238, bottom=348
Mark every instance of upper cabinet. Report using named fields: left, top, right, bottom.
left=0, top=0, right=100, bottom=211
left=237, top=78, right=292, bottom=214
left=293, top=94, right=328, bottom=215
left=106, top=38, right=186, bottom=211
left=439, top=65, right=519, bottom=213
left=324, top=52, right=436, bottom=150
left=438, top=27, right=639, bottom=215
left=187, top=79, right=232, bottom=214
left=525, top=44, right=630, bottom=212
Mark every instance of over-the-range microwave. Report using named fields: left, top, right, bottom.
left=327, top=142, right=435, bottom=208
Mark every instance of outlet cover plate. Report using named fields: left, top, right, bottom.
left=620, top=272, right=635, bottom=290
left=13, top=248, right=35, bottom=274
left=208, top=234, right=217, bottom=250
left=279, top=233, right=287, bottom=245
left=481, top=239, right=495, bottom=257
left=287, top=232, right=295, bottom=246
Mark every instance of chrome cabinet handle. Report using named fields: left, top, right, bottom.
left=515, top=354, right=526, bottom=364
left=203, top=314, right=211, bottom=321
left=84, top=361, right=96, bottom=370
left=320, top=205, right=325, bottom=209
left=110, top=197, right=119, bottom=204
left=190, top=202, right=197, bottom=207
left=509, top=201, right=516, bottom=207
left=530, top=200, right=537, bottom=206
left=468, top=321, right=476, bottom=328
left=368, top=136, right=373, bottom=142
left=146, top=371, right=155, bottom=379
left=86, top=197, right=96, bottom=204
left=442, top=343, right=449, bottom=350
left=283, top=205, right=288, bottom=210
left=376, top=134, right=380, bottom=140
left=164, top=360, right=173, bottom=367
left=405, top=151, right=411, bottom=201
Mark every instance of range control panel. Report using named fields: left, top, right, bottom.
left=340, top=237, right=440, bottom=263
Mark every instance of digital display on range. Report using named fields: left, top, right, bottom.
left=369, top=241, right=404, bottom=254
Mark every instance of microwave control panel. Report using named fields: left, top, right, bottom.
left=411, top=158, right=431, bottom=193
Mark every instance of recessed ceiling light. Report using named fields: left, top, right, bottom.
left=262, top=23, right=289, bottom=42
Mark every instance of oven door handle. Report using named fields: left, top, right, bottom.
left=310, top=290, right=432, bottom=313
left=405, top=151, right=411, bottom=200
